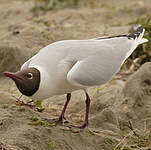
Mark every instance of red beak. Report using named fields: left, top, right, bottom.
left=3, top=72, right=22, bottom=80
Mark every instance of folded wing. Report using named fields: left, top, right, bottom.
left=67, top=26, right=148, bottom=87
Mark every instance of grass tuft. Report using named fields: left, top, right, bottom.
left=32, top=0, right=79, bottom=12
left=114, top=121, right=151, bottom=150
left=135, top=17, right=151, bottom=51
left=49, top=141, right=56, bottom=149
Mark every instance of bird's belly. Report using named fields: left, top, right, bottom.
left=30, top=79, right=80, bottom=100
left=51, top=79, right=81, bottom=95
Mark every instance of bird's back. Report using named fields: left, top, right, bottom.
left=22, top=26, right=148, bottom=89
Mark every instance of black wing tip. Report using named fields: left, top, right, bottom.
left=96, top=34, right=127, bottom=40
left=96, top=26, right=145, bottom=41
left=127, top=25, right=145, bottom=40
left=136, top=25, right=145, bottom=31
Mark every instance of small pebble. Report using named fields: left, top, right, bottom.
left=12, top=30, right=20, bottom=35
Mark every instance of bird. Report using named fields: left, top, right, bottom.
left=4, top=26, right=148, bottom=129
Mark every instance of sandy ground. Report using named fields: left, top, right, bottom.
left=0, top=0, right=151, bottom=150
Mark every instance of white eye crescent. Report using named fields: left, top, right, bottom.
left=27, top=73, right=33, bottom=79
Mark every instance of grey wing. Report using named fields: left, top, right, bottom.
left=67, top=51, right=125, bottom=87
left=67, top=27, right=147, bottom=87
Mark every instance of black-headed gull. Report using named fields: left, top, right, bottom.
left=4, top=26, right=148, bottom=128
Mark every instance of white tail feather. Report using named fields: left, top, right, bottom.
left=126, top=27, right=148, bottom=59
left=139, top=38, right=148, bottom=44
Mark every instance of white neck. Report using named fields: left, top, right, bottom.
left=29, top=66, right=55, bottom=100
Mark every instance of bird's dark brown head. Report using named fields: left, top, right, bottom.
left=3, top=68, right=40, bottom=96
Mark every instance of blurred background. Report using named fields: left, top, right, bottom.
left=0, top=0, right=151, bottom=75
left=0, top=1, right=151, bottom=150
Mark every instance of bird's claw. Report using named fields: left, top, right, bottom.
left=67, top=123, right=88, bottom=130
left=43, top=116, right=69, bottom=125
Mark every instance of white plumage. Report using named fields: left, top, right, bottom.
left=21, top=26, right=148, bottom=100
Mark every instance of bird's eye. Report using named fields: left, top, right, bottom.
left=26, top=73, right=33, bottom=79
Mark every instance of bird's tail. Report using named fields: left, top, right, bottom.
left=127, top=26, right=148, bottom=45
left=139, top=38, right=148, bottom=44
left=125, top=26, right=148, bottom=59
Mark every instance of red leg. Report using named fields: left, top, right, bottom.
left=79, top=92, right=91, bottom=129
left=46, top=93, right=71, bottom=124
left=84, top=93, right=91, bottom=126
left=58, top=93, right=71, bottom=123
left=69, top=92, right=91, bottom=129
